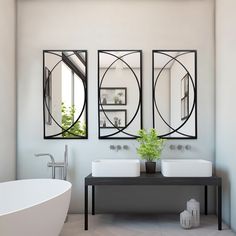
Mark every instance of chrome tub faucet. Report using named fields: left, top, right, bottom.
left=35, top=145, right=68, bottom=180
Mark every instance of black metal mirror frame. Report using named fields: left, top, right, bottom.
left=43, top=50, right=88, bottom=139
left=98, top=50, right=143, bottom=139
left=152, top=50, right=197, bottom=139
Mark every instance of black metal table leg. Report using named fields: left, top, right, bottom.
left=205, top=185, right=208, bottom=215
left=218, top=185, right=222, bottom=230
left=84, top=185, right=88, bottom=230
left=92, top=185, right=95, bottom=215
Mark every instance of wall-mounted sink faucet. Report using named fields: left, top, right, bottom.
left=169, top=144, right=192, bottom=151
left=35, top=145, right=68, bottom=180
left=110, top=144, right=129, bottom=152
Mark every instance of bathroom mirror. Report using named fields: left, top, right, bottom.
left=43, top=50, right=87, bottom=139
left=152, top=50, right=197, bottom=139
left=98, top=50, right=142, bottom=139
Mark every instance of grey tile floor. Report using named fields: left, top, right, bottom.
left=60, top=214, right=236, bottom=236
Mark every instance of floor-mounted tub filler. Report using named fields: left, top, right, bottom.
left=0, top=179, right=71, bottom=236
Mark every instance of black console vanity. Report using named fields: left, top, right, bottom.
left=84, top=173, right=222, bottom=230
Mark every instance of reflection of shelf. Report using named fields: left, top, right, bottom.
left=99, top=109, right=127, bottom=129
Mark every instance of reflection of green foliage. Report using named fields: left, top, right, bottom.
left=137, top=129, right=165, bottom=162
left=61, top=103, right=86, bottom=137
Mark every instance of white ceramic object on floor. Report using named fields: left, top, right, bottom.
left=187, top=199, right=200, bottom=227
left=180, top=210, right=193, bottom=229
left=0, top=179, right=71, bottom=236
left=161, top=159, right=212, bottom=177
left=92, top=159, right=140, bottom=177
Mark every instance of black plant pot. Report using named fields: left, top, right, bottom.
left=145, top=161, right=156, bottom=173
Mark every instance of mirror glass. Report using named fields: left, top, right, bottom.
left=153, top=50, right=197, bottom=139
left=98, top=50, right=142, bottom=139
left=43, top=50, right=87, bottom=139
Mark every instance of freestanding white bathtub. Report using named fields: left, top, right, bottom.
left=0, top=179, right=71, bottom=236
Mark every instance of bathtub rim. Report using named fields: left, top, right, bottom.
left=0, top=178, right=72, bottom=217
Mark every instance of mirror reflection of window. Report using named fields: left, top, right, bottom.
left=62, top=63, right=73, bottom=109
left=43, top=50, right=87, bottom=139
left=152, top=50, right=197, bottom=139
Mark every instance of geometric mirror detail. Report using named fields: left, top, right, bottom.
left=152, top=50, right=197, bottom=139
left=43, top=50, right=88, bottom=139
left=98, top=50, right=143, bottom=139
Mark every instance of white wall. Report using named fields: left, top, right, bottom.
left=0, top=0, right=16, bottom=182
left=215, top=0, right=236, bottom=231
left=17, top=0, right=215, bottom=213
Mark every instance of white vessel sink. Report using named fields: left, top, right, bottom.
left=92, top=159, right=140, bottom=177
left=161, top=159, right=212, bottom=177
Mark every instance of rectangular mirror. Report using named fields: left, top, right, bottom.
left=152, top=50, right=197, bottom=139
left=98, top=50, right=142, bottom=139
left=43, top=50, right=87, bottom=139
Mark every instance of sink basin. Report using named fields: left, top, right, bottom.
left=92, top=159, right=140, bottom=177
left=161, top=159, right=212, bottom=177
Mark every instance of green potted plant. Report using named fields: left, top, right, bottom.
left=136, top=129, right=165, bottom=173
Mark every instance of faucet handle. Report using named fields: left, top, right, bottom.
left=185, top=145, right=191, bottom=150
left=116, top=145, right=122, bottom=151
left=110, top=145, right=116, bottom=150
